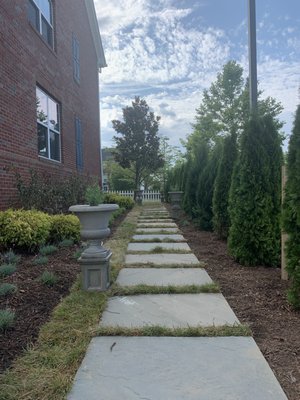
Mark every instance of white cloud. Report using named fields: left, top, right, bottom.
left=96, top=0, right=300, bottom=151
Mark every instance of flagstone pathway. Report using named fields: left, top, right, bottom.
left=68, top=205, right=288, bottom=400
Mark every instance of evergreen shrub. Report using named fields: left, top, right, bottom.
left=103, top=193, right=134, bottom=209
left=0, top=309, right=15, bottom=332
left=282, top=105, right=300, bottom=308
left=0, top=210, right=51, bottom=251
left=213, top=134, right=237, bottom=238
left=49, top=215, right=80, bottom=243
left=194, top=141, right=222, bottom=230
left=0, top=264, right=16, bottom=277
left=39, top=245, right=58, bottom=256
left=228, top=114, right=282, bottom=266
left=0, top=283, right=17, bottom=297
left=39, top=271, right=58, bottom=286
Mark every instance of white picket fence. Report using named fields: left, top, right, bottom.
left=107, top=190, right=161, bottom=202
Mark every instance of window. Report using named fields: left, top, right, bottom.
left=28, top=0, right=53, bottom=48
left=75, top=117, right=83, bottom=170
left=36, top=87, right=61, bottom=162
left=72, top=35, right=80, bottom=83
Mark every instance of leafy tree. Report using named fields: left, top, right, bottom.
left=228, top=113, right=282, bottom=266
left=192, top=61, right=245, bottom=144
left=189, top=61, right=283, bottom=148
left=212, top=133, right=238, bottom=238
left=282, top=105, right=300, bottom=308
left=112, top=97, right=164, bottom=189
left=110, top=163, right=135, bottom=190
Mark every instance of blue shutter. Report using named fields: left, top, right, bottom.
left=75, top=117, right=83, bottom=170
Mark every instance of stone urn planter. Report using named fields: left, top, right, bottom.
left=69, top=204, right=119, bottom=291
left=168, top=191, right=183, bottom=219
left=134, top=189, right=143, bottom=204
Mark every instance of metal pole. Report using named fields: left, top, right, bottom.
left=248, top=0, right=258, bottom=111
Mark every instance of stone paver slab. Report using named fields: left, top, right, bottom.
left=137, top=222, right=177, bottom=228
left=125, top=253, right=200, bottom=266
left=67, top=337, right=288, bottom=400
left=132, top=234, right=186, bottom=242
left=127, top=242, right=191, bottom=252
left=138, top=219, right=174, bottom=223
left=116, top=268, right=213, bottom=286
left=142, top=212, right=168, bottom=215
left=135, top=227, right=179, bottom=233
left=100, top=293, right=239, bottom=327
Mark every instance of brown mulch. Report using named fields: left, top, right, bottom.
left=0, top=210, right=128, bottom=373
left=179, top=218, right=300, bottom=400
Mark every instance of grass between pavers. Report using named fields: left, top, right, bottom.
left=96, top=324, right=251, bottom=337
left=123, top=262, right=206, bottom=268
left=109, top=282, right=219, bottom=296
left=0, top=207, right=140, bottom=400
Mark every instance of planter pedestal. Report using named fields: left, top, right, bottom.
left=80, top=244, right=112, bottom=291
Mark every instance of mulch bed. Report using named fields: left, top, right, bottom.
left=179, top=218, right=300, bottom=400
left=0, top=211, right=128, bottom=373
left=0, top=245, right=80, bottom=373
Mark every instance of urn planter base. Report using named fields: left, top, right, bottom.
left=79, top=249, right=112, bottom=291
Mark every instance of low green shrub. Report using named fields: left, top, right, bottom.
left=49, top=214, right=80, bottom=243
left=0, top=209, right=51, bottom=251
left=58, top=239, right=74, bottom=248
left=73, top=248, right=83, bottom=260
left=1, top=249, right=21, bottom=265
left=33, top=256, right=49, bottom=266
left=103, top=193, right=134, bottom=209
left=39, top=271, right=58, bottom=286
left=109, top=207, right=126, bottom=226
left=0, top=283, right=17, bottom=296
left=0, top=264, right=17, bottom=277
left=39, top=245, right=58, bottom=256
left=0, top=309, right=15, bottom=332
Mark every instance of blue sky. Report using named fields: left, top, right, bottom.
left=94, top=0, right=300, bottom=149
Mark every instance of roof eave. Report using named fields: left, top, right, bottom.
left=84, top=0, right=107, bottom=70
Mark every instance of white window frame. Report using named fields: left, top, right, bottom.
left=37, top=87, right=61, bottom=163
left=28, top=0, right=54, bottom=48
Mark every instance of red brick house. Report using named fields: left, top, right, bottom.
left=0, top=0, right=107, bottom=209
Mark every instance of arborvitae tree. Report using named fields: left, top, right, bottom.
left=282, top=105, right=300, bottom=308
left=183, top=140, right=209, bottom=218
left=228, top=113, right=282, bottom=266
left=212, top=133, right=238, bottom=238
left=194, top=141, right=222, bottom=230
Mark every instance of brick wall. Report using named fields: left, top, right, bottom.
left=0, top=1, right=102, bottom=209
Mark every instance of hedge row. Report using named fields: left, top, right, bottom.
left=103, top=193, right=134, bottom=209
left=0, top=195, right=133, bottom=252
left=0, top=210, right=80, bottom=251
